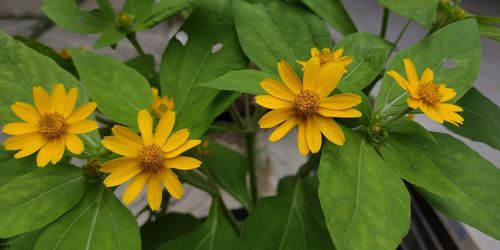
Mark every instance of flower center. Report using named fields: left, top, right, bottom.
left=138, top=145, right=165, bottom=172
left=418, top=83, right=442, bottom=104
left=319, top=50, right=332, bottom=65
left=38, top=113, right=67, bottom=138
left=295, top=90, right=320, bottom=117
left=158, top=103, right=168, bottom=113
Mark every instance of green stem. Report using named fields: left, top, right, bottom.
left=380, top=107, right=413, bottom=126
left=220, top=197, right=241, bottom=235
left=176, top=170, right=218, bottom=196
left=389, top=19, right=412, bottom=55
left=380, top=8, right=389, bottom=38
left=245, top=131, right=258, bottom=206
left=127, top=33, right=159, bottom=84
left=297, top=153, right=321, bottom=177
left=229, top=104, right=246, bottom=129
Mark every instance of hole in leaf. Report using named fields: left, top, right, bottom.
left=443, top=59, right=456, bottom=69
left=175, top=31, right=188, bottom=46
left=211, top=43, right=223, bottom=54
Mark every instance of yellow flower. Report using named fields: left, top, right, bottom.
left=387, top=58, right=464, bottom=126
left=2, top=84, right=98, bottom=167
left=298, top=47, right=353, bottom=70
left=150, top=87, right=174, bottom=118
left=100, top=110, right=201, bottom=211
left=256, top=58, right=362, bottom=155
left=58, top=48, right=71, bottom=60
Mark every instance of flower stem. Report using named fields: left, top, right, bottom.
left=229, top=104, right=246, bottom=129
left=297, top=152, right=321, bottom=177
left=245, top=131, right=258, bottom=206
left=380, top=107, right=413, bottom=126
left=176, top=170, right=218, bottom=196
left=127, top=33, right=159, bottom=84
left=389, top=19, right=412, bottom=55
left=380, top=8, right=389, bottom=38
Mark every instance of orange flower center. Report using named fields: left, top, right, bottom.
left=295, top=90, right=320, bottom=117
left=418, top=83, right=442, bottom=104
left=138, top=145, right=165, bottom=172
left=319, top=50, right=333, bottom=65
left=38, top=113, right=67, bottom=138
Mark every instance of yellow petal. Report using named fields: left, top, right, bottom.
left=112, top=125, right=142, bottom=146
left=255, top=95, right=292, bottom=109
left=310, top=47, right=320, bottom=57
left=420, top=102, right=444, bottom=124
left=277, top=60, right=302, bottom=94
left=420, top=68, right=434, bottom=84
left=297, top=121, right=309, bottom=155
left=260, top=78, right=296, bottom=102
left=64, top=133, right=84, bottom=154
left=269, top=116, right=299, bottom=142
left=163, top=129, right=189, bottom=152
left=100, top=156, right=137, bottom=173
left=123, top=172, right=150, bottom=205
left=11, top=102, right=40, bottom=124
left=154, top=111, right=175, bottom=147
left=338, top=57, right=353, bottom=66
left=159, top=168, right=184, bottom=199
left=403, top=58, right=419, bottom=86
left=387, top=70, right=409, bottom=92
left=138, top=109, right=154, bottom=145
left=333, top=48, right=344, bottom=59
left=319, top=93, right=361, bottom=110
left=36, top=139, right=57, bottom=167
left=165, top=140, right=201, bottom=158
left=437, top=103, right=463, bottom=112
left=103, top=162, right=142, bottom=187
left=316, top=62, right=345, bottom=98
left=258, top=108, right=295, bottom=129
left=51, top=84, right=66, bottom=113
left=63, top=88, right=78, bottom=118
left=316, top=116, right=344, bottom=146
left=13, top=134, right=47, bottom=159
left=51, top=136, right=65, bottom=164
left=440, top=87, right=457, bottom=102
left=436, top=107, right=464, bottom=126
left=3, top=132, right=41, bottom=150
left=2, top=122, right=39, bottom=135
left=147, top=173, right=163, bottom=211
left=67, top=119, right=98, bottom=134
left=164, top=156, right=201, bottom=170
left=317, top=108, right=362, bottom=118
left=33, top=86, right=51, bottom=113
left=407, top=97, right=421, bottom=109
left=101, top=136, right=140, bottom=157
left=66, top=102, right=97, bottom=124
left=305, top=117, right=321, bottom=153
left=303, top=57, right=321, bottom=91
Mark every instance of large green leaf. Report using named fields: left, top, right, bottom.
left=384, top=118, right=436, bottom=143
left=160, top=0, right=247, bottom=138
left=6, top=228, right=44, bottom=250
left=374, top=19, right=481, bottom=118
left=233, top=0, right=332, bottom=73
left=141, top=213, right=201, bottom=250
left=318, top=130, right=410, bottom=250
left=198, top=69, right=272, bottom=96
left=405, top=133, right=500, bottom=239
left=133, top=0, right=199, bottom=31
left=70, top=49, right=152, bottom=127
left=0, top=149, right=36, bottom=188
left=333, top=32, right=392, bottom=91
left=378, top=0, right=439, bottom=28
left=202, top=140, right=252, bottom=210
left=158, top=198, right=238, bottom=250
left=34, top=183, right=141, bottom=250
left=301, top=0, right=357, bottom=35
left=0, top=165, right=85, bottom=238
left=0, top=32, right=82, bottom=123
left=239, top=176, right=334, bottom=250
left=444, top=87, right=500, bottom=150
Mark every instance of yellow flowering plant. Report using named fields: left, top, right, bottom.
left=0, top=0, right=499, bottom=250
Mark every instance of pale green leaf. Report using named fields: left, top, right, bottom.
left=198, top=69, right=272, bottom=95
left=134, top=0, right=200, bottom=31
left=378, top=0, right=439, bottom=27
left=302, top=0, right=357, bottom=35
left=384, top=118, right=436, bottom=143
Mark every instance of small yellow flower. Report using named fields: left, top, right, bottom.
left=150, top=87, right=174, bottom=118
left=100, top=110, right=201, bottom=211
left=387, top=58, right=464, bottom=126
left=256, top=58, right=362, bottom=155
left=2, top=84, right=98, bottom=167
left=58, top=48, right=71, bottom=60
left=298, top=47, right=353, bottom=70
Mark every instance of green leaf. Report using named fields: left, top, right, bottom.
left=318, top=130, right=410, bottom=250
left=6, top=228, right=44, bottom=250
left=333, top=32, right=392, bottom=91
left=34, top=183, right=141, bottom=250
left=0, top=149, right=36, bottom=188
left=125, top=54, right=156, bottom=79
left=478, top=21, right=500, bottom=41
left=198, top=69, right=272, bottom=95
left=444, top=87, right=500, bottom=150
left=405, top=133, right=500, bottom=239
left=374, top=19, right=481, bottom=118
left=160, top=0, right=247, bottom=138
left=0, top=31, right=82, bottom=123
left=202, top=140, right=252, bottom=210
left=0, top=165, right=85, bottom=238
left=158, top=198, right=238, bottom=250
left=239, top=176, right=334, bottom=250
left=378, top=0, right=439, bottom=27
left=134, top=0, right=200, bottom=31
left=70, top=49, right=152, bottom=127
left=384, top=118, right=436, bottom=143
left=140, top=213, right=201, bottom=250
left=94, top=29, right=127, bottom=49
left=301, top=0, right=357, bottom=35
left=233, top=0, right=332, bottom=73
left=124, top=0, right=154, bottom=22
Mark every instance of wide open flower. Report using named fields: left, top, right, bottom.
left=387, top=58, right=464, bottom=126
left=298, top=47, right=352, bottom=70
left=2, top=84, right=98, bottom=167
left=100, top=110, right=201, bottom=211
left=256, top=58, right=362, bottom=155
left=150, top=87, right=174, bottom=118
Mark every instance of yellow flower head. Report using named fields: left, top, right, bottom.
left=298, top=47, right=353, bottom=70
left=2, top=84, right=98, bottom=167
left=256, top=58, right=362, bottom=155
left=150, top=87, right=174, bottom=118
left=387, top=58, right=464, bottom=126
left=100, top=110, right=201, bottom=211
left=58, top=48, right=71, bottom=60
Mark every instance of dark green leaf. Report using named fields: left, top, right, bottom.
left=385, top=118, right=436, bottom=143
left=6, top=228, right=44, bottom=250
left=239, top=176, right=334, bottom=250
left=233, top=0, right=331, bottom=73
left=94, top=29, right=127, bottom=49
left=70, top=49, right=152, bottom=127
left=374, top=19, right=481, bottom=118
left=318, top=130, right=410, bottom=250
left=198, top=69, right=272, bottom=95
left=134, top=0, right=200, bottom=31
left=0, top=165, right=85, bottom=238
left=301, top=0, right=357, bottom=35
left=444, top=87, right=500, bottom=150
left=34, top=183, right=141, bottom=250
left=0, top=148, right=36, bottom=188
left=141, top=213, right=201, bottom=250
left=378, top=0, right=439, bottom=27
left=125, top=54, right=156, bottom=79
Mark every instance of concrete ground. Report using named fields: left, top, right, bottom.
left=0, top=0, right=499, bottom=249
